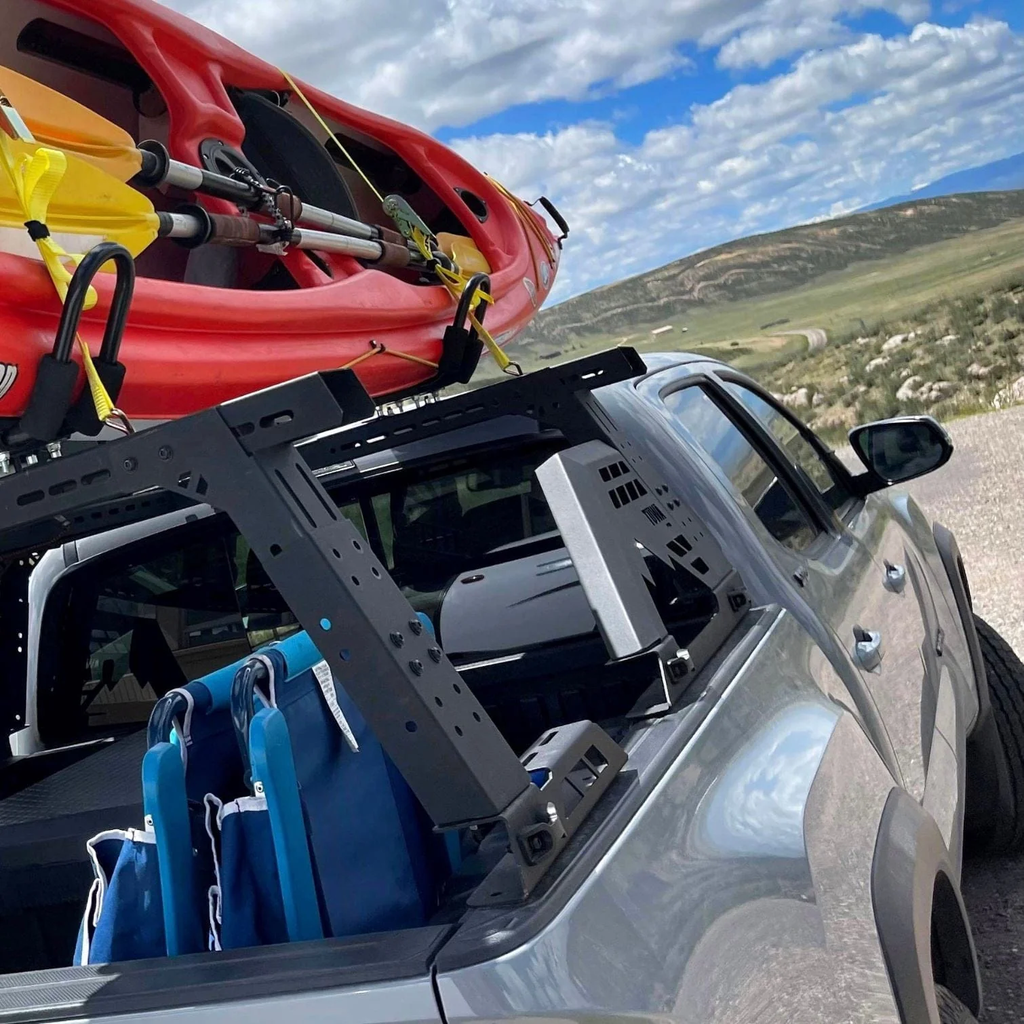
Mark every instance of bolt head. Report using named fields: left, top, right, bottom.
left=409, top=617, right=424, bottom=636
left=409, top=659, right=423, bottom=676
left=158, top=445, right=173, bottom=461
left=123, top=457, right=137, bottom=472
left=389, top=631, right=405, bottom=648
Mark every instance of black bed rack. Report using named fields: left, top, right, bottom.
left=0, top=347, right=644, bottom=901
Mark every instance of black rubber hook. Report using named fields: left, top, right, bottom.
left=51, top=241, right=136, bottom=365
left=453, top=272, right=491, bottom=334
left=14, top=241, right=136, bottom=444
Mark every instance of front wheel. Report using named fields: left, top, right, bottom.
left=966, top=614, right=1024, bottom=853
left=936, top=983, right=979, bottom=1023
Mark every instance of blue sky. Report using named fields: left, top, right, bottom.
left=167, top=0, right=1023, bottom=301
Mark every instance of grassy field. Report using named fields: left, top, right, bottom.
left=504, top=216, right=1024, bottom=379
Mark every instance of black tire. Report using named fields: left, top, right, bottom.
left=936, top=983, right=979, bottom=1023
left=968, top=614, right=1024, bottom=853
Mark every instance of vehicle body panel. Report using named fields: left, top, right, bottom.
left=607, top=360, right=974, bottom=851
left=808, top=497, right=933, bottom=801
left=80, top=969, right=445, bottom=1024
left=436, top=610, right=904, bottom=1024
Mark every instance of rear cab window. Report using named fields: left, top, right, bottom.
left=39, top=522, right=299, bottom=744
left=37, top=433, right=722, bottom=752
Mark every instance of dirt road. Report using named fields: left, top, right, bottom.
left=779, top=327, right=828, bottom=351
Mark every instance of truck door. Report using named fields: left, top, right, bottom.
left=658, top=376, right=936, bottom=802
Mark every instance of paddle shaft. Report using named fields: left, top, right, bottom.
left=157, top=209, right=414, bottom=268
left=136, top=142, right=405, bottom=246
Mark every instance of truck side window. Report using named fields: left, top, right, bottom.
left=722, top=382, right=852, bottom=513
left=663, top=385, right=818, bottom=552
left=45, top=524, right=248, bottom=741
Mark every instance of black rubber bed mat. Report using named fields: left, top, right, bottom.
left=0, top=732, right=146, bottom=972
left=0, top=731, right=145, bottom=888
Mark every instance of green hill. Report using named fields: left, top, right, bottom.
left=515, top=190, right=1024, bottom=358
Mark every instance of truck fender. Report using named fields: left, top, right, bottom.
left=932, top=521, right=1016, bottom=848
left=872, top=787, right=981, bottom=1022
left=932, top=521, right=987, bottom=731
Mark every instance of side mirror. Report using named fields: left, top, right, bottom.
left=849, top=416, right=952, bottom=487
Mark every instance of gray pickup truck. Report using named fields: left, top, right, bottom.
left=0, top=348, right=1020, bottom=1024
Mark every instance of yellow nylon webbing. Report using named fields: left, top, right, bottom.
left=0, top=132, right=120, bottom=423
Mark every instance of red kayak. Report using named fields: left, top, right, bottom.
left=0, top=0, right=563, bottom=426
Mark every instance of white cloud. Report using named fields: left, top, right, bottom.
left=451, top=18, right=1024, bottom=299
left=717, top=19, right=851, bottom=69
left=161, top=0, right=934, bottom=130
left=707, top=0, right=929, bottom=67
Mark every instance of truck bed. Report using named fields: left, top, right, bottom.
left=0, top=732, right=145, bottom=971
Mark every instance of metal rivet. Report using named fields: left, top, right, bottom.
left=409, top=659, right=423, bottom=676
left=390, top=631, right=405, bottom=648
left=158, top=445, right=173, bottom=461
left=409, top=618, right=423, bottom=636
left=428, top=646, right=442, bottom=663
left=123, top=457, right=137, bottom=472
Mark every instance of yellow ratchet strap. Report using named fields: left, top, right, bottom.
left=0, top=137, right=96, bottom=305
left=409, top=226, right=516, bottom=374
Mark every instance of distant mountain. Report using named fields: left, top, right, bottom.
left=858, top=153, right=1024, bottom=212
left=515, top=190, right=1024, bottom=351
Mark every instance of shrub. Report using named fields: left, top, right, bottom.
left=846, top=350, right=868, bottom=386
left=990, top=292, right=1013, bottom=323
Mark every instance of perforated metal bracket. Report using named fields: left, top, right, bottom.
left=297, top=346, right=646, bottom=470
left=468, top=720, right=627, bottom=906
left=536, top=438, right=747, bottom=716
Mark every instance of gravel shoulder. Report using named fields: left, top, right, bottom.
left=906, top=405, right=1024, bottom=655
left=905, top=406, right=1024, bottom=1023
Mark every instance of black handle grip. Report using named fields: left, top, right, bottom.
left=454, top=272, right=491, bottom=333
left=231, top=657, right=271, bottom=792
left=537, top=196, right=569, bottom=240
left=51, top=241, right=136, bottom=366
left=147, top=690, right=192, bottom=750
